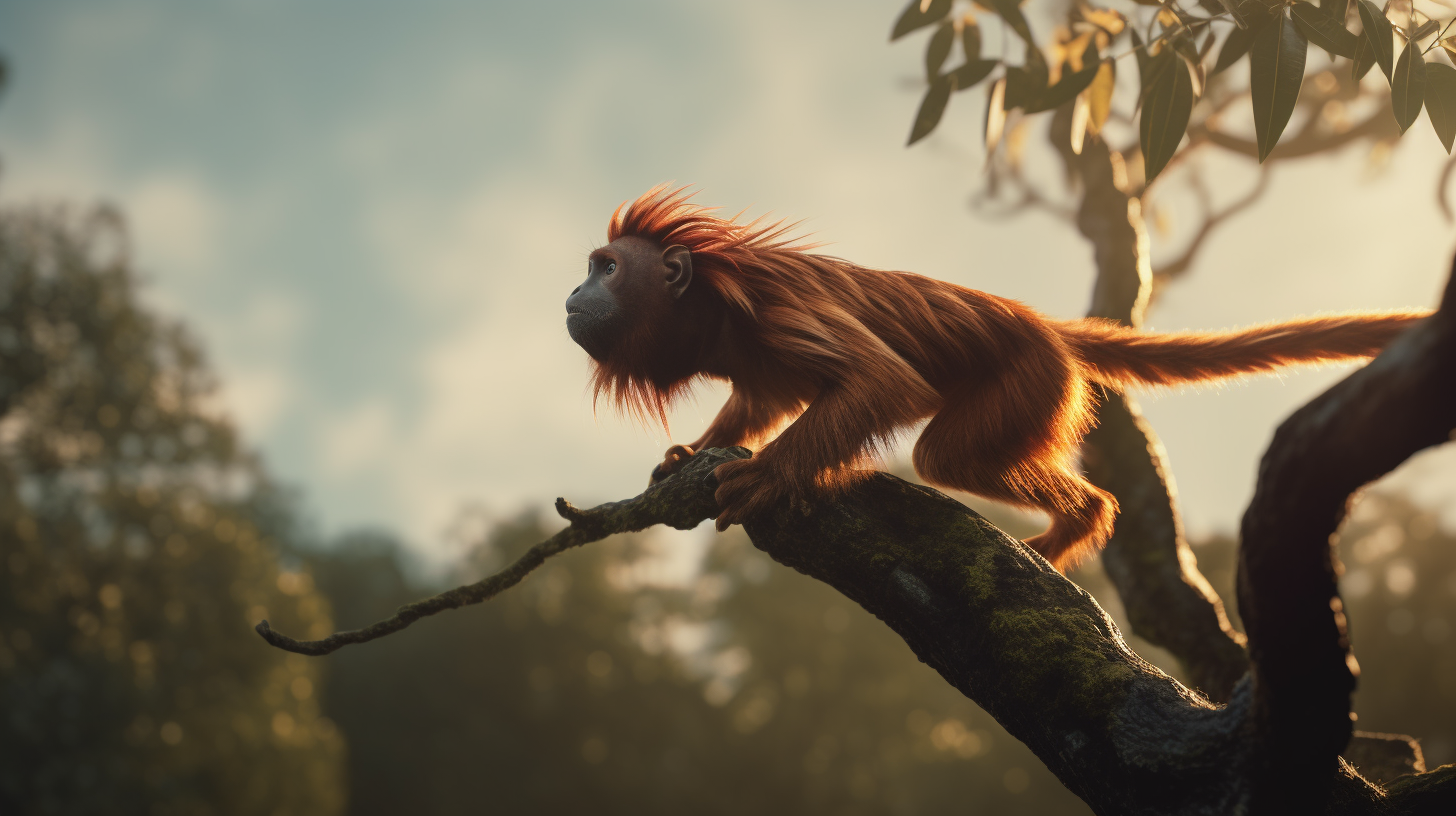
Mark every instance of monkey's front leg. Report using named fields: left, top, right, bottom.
left=649, top=388, right=787, bottom=484
left=712, top=383, right=888, bottom=531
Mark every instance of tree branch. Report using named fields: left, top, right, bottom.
left=1187, top=107, right=1399, bottom=162
left=1239, top=259, right=1456, bottom=813
left=742, top=460, right=1399, bottom=813
left=255, top=448, right=737, bottom=655
left=255, top=434, right=1456, bottom=809
left=1437, top=152, right=1456, bottom=222
left=1083, top=390, right=1252, bottom=701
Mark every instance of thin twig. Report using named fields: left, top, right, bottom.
left=255, top=447, right=745, bottom=656
left=1438, top=151, right=1456, bottom=221
left=1154, top=165, right=1272, bottom=281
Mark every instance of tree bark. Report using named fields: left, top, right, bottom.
left=1238, top=264, right=1456, bottom=813
left=729, top=449, right=1415, bottom=814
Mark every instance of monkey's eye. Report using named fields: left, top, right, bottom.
left=605, top=262, right=617, bottom=275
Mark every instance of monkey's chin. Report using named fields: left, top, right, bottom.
left=566, top=313, right=614, bottom=362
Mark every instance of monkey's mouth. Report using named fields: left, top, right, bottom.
left=565, top=306, right=594, bottom=329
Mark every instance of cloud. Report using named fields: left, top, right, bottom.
left=126, top=173, right=219, bottom=272
left=219, top=366, right=292, bottom=439
left=321, top=399, right=395, bottom=477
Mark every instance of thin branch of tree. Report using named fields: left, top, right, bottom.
left=974, top=158, right=1077, bottom=223
left=1188, top=106, right=1399, bottom=162
left=1154, top=166, right=1273, bottom=282
left=1438, top=151, right=1456, bottom=222
left=255, top=450, right=736, bottom=656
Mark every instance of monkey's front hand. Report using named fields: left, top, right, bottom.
left=649, top=445, right=697, bottom=485
left=711, top=458, right=791, bottom=531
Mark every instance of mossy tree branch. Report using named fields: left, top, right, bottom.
left=740, top=460, right=1413, bottom=814
left=259, top=436, right=1455, bottom=812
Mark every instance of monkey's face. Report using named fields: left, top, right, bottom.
left=565, top=253, right=628, bottom=361
left=566, top=236, right=694, bottom=362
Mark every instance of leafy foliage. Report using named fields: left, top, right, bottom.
left=893, top=0, right=1456, bottom=181
left=0, top=206, right=344, bottom=814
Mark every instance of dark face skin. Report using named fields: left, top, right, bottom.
left=566, top=236, right=710, bottom=374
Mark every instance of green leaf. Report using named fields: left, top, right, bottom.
left=926, top=21, right=955, bottom=78
left=1356, top=0, right=1394, bottom=81
left=1029, top=43, right=1102, bottom=113
left=962, top=18, right=982, bottom=62
left=1291, top=1, right=1358, bottom=58
left=985, top=0, right=1034, bottom=44
left=1002, top=66, right=1036, bottom=110
left=1353, top=29, right=1375, bottom=79
left=1250, top=11, right=1307, bottom=162
left=908, top=74, right=954, bottom=145
left=1212, top=17, right=1262, bottom=75
left=1424, top=61, right=1456, bottom=153
left=1172, top=35, right=1207, bottom=97
left=1391, top=37, right=1427, bottom=133
left=1322, top=0, right=1350, bottom=23
left=1140, top=49, right=1195, bottom=182
left=949, top=59, right=999, bottom=92
left=1132, top=29, right=1152, bottom=85
left=1408, top=20, right=1439, bottom=42
left=1003, top=42, right=1049, bottom=110
left=892, top=0, right=953, bottom=41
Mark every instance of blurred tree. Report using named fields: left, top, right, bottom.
left=1338, top=494, right=1456, bottom=768
left=309, top=514, right=1093, bottom=814
left=0, top=204, right=345, bottom=815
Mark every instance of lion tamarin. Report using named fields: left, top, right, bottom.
left=564, top=185, right=1429, bottom=571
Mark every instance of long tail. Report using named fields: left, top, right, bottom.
left=1058, top=310, right=1432, bottom=388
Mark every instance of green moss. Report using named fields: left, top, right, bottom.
left=982, top=602, right=1135, bottom=727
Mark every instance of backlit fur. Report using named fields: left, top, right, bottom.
left=591, top=185, right=1430, bottom=570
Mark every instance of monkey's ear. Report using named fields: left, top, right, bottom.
left=662, top=245, right=693, bottom=299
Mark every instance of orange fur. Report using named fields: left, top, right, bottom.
left=596, top=186, right=1431, bottom=570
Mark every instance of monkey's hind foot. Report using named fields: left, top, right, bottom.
left=1023, top=486, right=1118, bottom=573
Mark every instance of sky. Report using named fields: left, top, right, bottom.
left=1, top=0, right=1453, bottom=563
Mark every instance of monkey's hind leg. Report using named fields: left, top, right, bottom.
left=911, top=383, right=1116, bottom=572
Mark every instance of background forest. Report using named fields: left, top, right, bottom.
left=3, top=1, right=1456, bottom=814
